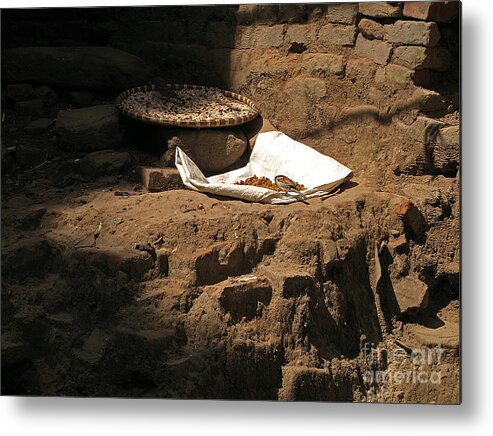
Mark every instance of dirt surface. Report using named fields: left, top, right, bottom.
left=1, top=118, right=459, bottom=401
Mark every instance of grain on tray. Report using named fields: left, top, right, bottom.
left=236, top=175, right=306, bottom=192
left=119, top=87, right=256, bottom=123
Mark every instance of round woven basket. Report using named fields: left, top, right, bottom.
left=115, top=83, right=259, bottom=128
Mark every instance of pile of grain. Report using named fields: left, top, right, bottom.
left=236, top=175, right=305, bottom=192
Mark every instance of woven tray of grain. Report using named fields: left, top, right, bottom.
left=115, top=83, right=259, bottom=128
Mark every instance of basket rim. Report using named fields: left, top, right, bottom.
left=115, top=83, right=259, bottom=129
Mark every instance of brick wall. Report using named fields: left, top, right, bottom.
left=1, top=2, right=460, bottom=178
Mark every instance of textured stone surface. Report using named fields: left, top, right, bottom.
left=56, top=105, right=123, bottom=152
left=79, top=150, right=131, bottom=178
left=393, top=46, right=450, bottom=71
left=384, top=21, right=440, bottom=47
left=317, top=23, right=358, bottom=48
left=358, top=18, right=384, bottom=40
left=434, top=125, right=459, bottom=174
left=392, top=274, right=429, bottom=314
left=303, top=53, right=346, bottom=76
left=359, top=2, right=402, bottom=18
left=254, top=25, right=285, bottom=49
left=403, top=1, right=459, bottom=23
left=2, top=46, right=153, bottom=90
left=166, top=128, right=247, bottom=173
left=346, top=58, right=378, bottom=81
left=375, top=64, right=414, bottom=85
left=355, top=34, right=392, bottom=65
left=325, top=3, right=359, bottom=24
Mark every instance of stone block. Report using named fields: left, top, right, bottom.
left=278, top=4, right=307, bottom=23
left=254, top=25, right=285, bottom=49
left=285, top=24, right=317, bottom=50
left=56, top=105, right=123, bottom=152
left=346, top=57, right=378, bottom=81
left=375, top=64, right=414, bottom=86
left=354, top=34, right=393, bottom=65
left=165, top=128, right=247, bottom=173
left=303, top=53, right=346, bottom=77
left=392, top=274, right=429, bottom=314
left=384, top=20, right=440, bottom=47
left=403, top=1, right=459, bottom=23
left=358, top=18, right=384, bottom=40
left=359, top=2, right=402, bottom=18
left=325, top=3, right=359, bottom=24
left=393, top=46, right=450, bottom=71
left=3, top=46, right=152, bottom=90
left=434, top=125, right=459, bottom=174
left=393, top=199, right=427, bottom=239
left=138, top=166, right=184, bottom=192
left=317, top=23, right=358, bottom=49
left=79, top=149, right=131, bottom=179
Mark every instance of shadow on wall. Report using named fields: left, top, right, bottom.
left=1, top=5, right=239, bottom=89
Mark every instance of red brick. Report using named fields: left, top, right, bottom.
left=403, top=1, right=459, bottom=23
left=393, top=199, right=426, bottom=239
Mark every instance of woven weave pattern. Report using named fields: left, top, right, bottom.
left=115, top=83, right=259, bottom=128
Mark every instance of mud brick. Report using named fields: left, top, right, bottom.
left=393, top=199, right=427, bottom=239
left=358, top=18, right=384, bottom=40
left=325, top=3, right=358, bottom=24
left=403, top=1, right=459, bottom=23
left=254, top=25, right=285, bottom=49
left=359, top=2, right=402, bottom=18
left=375, top=64, right=414, bottom=85
left=346, top=57, right=378, bottom=81
left=317, top=23, right=358, bottom=49
left=384, top=20, right=440, bottom=47
left=303, top=53, right=346, bottom=77
left=393, top=46, right=450, bottom=71
left=355, top=34, right=392, bottom=65
left=277, top=3, right=307, bottom=23
left=138, top=166, right=184, bottom=192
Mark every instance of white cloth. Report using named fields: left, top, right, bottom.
left=175, top=130, right=352, bottom=204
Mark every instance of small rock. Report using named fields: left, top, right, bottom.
left=393, top=199, right=427, bottom=240
left=388, top=234, right=408, bottom=252
left=358, top=18, right=384, bottom=40
left=392, top=274, right=429, bottom=314
left=33, top=85, right=57, bottom=106
left=56, top=104, right=123, bottom=152
left=24, top=118, right=55, bottom=134
left=70, top=91, right=94, bottom=107
left=7, top=84, right=33, bottom=101
left=79, top=149, right=131, bottom=178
